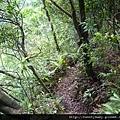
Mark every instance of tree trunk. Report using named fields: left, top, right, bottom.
left=42, top=0, right=60, bottom=52
left=0, top=88, right=25, bottom=114
left=78, top=0, right=96, bottom=79
left=69, top=0, right=96, bottom=80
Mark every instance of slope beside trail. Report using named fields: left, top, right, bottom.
left=54, top=66, right=92, bottom=114
left=53, top=51, right=120, bottom=114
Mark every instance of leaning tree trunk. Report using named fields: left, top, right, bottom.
left=0, top=88, right=25, bottom=114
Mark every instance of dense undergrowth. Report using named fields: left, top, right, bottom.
left=32, top=32, right=120, bottom=114
left=50, top=32, right=120, bottom=114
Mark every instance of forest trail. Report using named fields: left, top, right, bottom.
left=54, top=51, right=120, bottom=114
left=54, top=66, right=92, bottom=114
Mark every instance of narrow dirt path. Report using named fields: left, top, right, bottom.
left=53, top=51, right=120, bottom=114
left=54, top=66, right=92, bottom=114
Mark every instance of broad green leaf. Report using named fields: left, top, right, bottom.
left=58, top=58, right=64, bottom=65
left=113, top=93, right=120, bottom=99
left=110, top=97, right=119, bottom=101
left=103, top=104, right=113, bottom=111
left=105, top=111, right=113, bottom=114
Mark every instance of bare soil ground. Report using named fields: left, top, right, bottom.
left=54, top=66, right=93, bottom=114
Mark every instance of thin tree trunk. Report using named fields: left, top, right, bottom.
left=42, top=0, right=60, bottom=52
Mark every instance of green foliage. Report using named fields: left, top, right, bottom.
left=83, top=88, right=94, bottom=104
left=102, top=93, right=120, bottom=114
left=33, top=94, right=64, bottom=114
left=0, top=0, right=120, bottom=114
left=90, top=32, right=120, bottom=65
left=0, top=0, right=74, bottom=112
